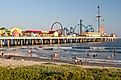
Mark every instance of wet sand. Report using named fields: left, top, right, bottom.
left=0, top=55, right=121, bottom=69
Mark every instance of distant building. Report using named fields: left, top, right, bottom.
left=41, top=31, right=59, bottom=37
left=80, top=32, right=101, bottom=37
left=10, top=28, right=22, bottom=37
left=23, top=29, right=59, bottom=37
left=23, top=29, right=42, bottom=37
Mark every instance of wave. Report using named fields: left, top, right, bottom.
left=71, top=46, right=121, bottom=53
left=43, top=47, right=72, bottom=50
left=72, top=46, right=121, bottom=49
left=41, top=46, right=121, bottom=53
left=76, top=58, right=121, bottom=64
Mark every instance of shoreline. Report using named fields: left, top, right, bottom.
left=0, top=46, right=121, bottom=68
left=0, top=55, right=121, bottom=69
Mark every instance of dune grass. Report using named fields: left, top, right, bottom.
left=0, top=64, right=121, bottom=80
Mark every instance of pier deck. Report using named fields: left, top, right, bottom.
left=0, top=36, right=117, bottom=47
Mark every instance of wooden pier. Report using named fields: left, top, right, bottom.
left=0, top=36, right=117, bottom=48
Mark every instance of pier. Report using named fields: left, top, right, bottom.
left=0, top=36, right=117, bottom=48
left=0, top=6, right=118, bottom=48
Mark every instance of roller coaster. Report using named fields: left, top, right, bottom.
left=50, top=19, right=95, bottom=36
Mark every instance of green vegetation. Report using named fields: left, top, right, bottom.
left=0, top=64, right=121, bottom=80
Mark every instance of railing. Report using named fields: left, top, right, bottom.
left=0, top=36, right=118, bottom=39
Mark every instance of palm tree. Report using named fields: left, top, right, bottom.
left=0, top=27, right=10, bottom=36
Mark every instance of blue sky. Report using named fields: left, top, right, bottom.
left=0, top=0, right=121, bottom=36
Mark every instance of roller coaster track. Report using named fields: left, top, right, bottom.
left=74, top=24, right=94, bottom=33
left=63, top=28, right=69, bottom=35
left=63, top=27, right=75, bottom=35
left=50, top=21, right=95, bottom=36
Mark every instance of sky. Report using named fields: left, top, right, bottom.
left=0, top=0, right=121, bottom=36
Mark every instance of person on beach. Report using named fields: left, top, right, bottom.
left=74, top=59, right=78, bottom=64
left=80, top=60, right=82, bottom=65
left=51, top=51, right=60, bottom=60
left=78, top=60, right=82, bottom=65
left=73, top=56, right=81, bottom=65
left=28, top=49, right=32, bottom=57
left=112, top=49, right=116, bottom=56
left=86, top=51, right=89, bottom=57
left=107, top=49, right=116, bottom=62
left=1, top=52, right=4, bottom=58
left=87, top=53, right=89, bottom=57
left=108, top=49, right=116, bottom=60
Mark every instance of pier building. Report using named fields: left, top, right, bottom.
left=23, top=29, right=59, bottom=37
left=80, top=32, right=101, bottom=37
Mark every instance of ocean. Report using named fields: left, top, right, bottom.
left=25, top=39, right=121, bottom=61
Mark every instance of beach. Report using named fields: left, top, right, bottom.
left=0, top=45, right=121, bottom=68
left=0, top=55, right=120, bottom=69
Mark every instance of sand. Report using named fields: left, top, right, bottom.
left=0, top=57, right=120, bottom=69
left=0, top=58, right=69, bottom=67
left=0, top=48, right=120, bottom=69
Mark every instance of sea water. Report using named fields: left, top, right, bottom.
left=21, top=39, right=121, bottom=61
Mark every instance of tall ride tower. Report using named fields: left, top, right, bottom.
left=97, top=6, right=101, bottom=32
